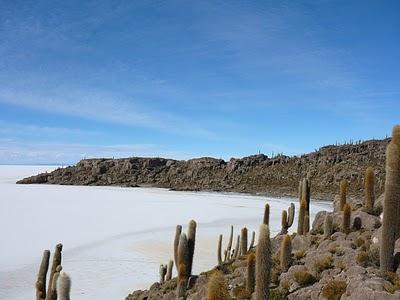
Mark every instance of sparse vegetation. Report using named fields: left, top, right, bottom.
left=321, top=280, right=347, bottom=300
left=294, top=270, right=316, bottom=286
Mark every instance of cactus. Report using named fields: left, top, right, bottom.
left=323, top=214, right=333, bottom=238
left=301, top=178, right=311, bottom=215
left=380, top=140, right=400, bottom=272
left=240, top=227, right=248, bottom=256
left=187, top=220, right=197, bottom=276
left=177, top=263, right=187, bottom=298
left=177, top=233, right=190, bottom=298
left=166, top=260, right=173, bottom=281
left=303, top=213, right=310, bottom=234
left=217, top=234, right=223, bottom=267
left=233, top=235, right=240, bottom=259
left=46, top=243, right=62, bottom=300
left=246, top=253, right=256, bottom=294
left=249, top=231, right=255, bottom=249
left=206, top=271, right=230, bottom=300
left=174, top=225, right=182, bottom=269
left=364, top=167, right=375, bottom=214
left=56, top=272, right=71, bottom=300
left=255, top=224, right=271, bottom=300
left=280, top=210, right=288, bottom=234
left=342, top=203, right=351, bottom=234
left=339, top=179, right=347, bottom=211
left=50, top=265, right=62, bottom=299
left=224, top=226, right=233, bottom=262
left=297, top=199, right=306, bottom=235
left=263, top=203, right=270, bottom=225
left=159, top=264, right=167, bottom=284
left=288, top=203, right=295, bottom=228
left=36, top=250, right=50, bottom=300
left=280, top=234, right=292, bottom=272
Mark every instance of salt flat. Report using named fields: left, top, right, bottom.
left=0, top=165, right=331, bottom=300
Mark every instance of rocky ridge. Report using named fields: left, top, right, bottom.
left=18, top=138, right=389, bottom=199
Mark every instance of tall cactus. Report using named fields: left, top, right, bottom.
left=166, top=260, right=173, bottom=281
left=380, top=140, right=400, bottom=272
left=246, top=253, right=256, bottom=294
left=240, top=227, right=248, bottom=256
left=255, top=224, right=271, bottom=300
left=342, top=203, right=351, bottom=234
left=177, top=233, right=190, bottom=298
left=249, top=231, right=255, bottom=249
left=224, top=226, right=233, bottom=262
left=281, top=203, right=295, bottom=234
left=174, top=225, right=182, bottom=269
left=56, top=272, right=71, bottom=300
left=46, top=243, right=62, bottom=300
left=187, top=220, right=197, bottom=276
left=364, top=167, right=375, bottom=214
left=280, top=210, right=288, bottom=234
left=301, top=178, right=311, bottom=215
left=217, top=234, right=223, bottom=267
left=323, top=214, right=333, bottom=238
left=263, top=203, right=270, bottom=225
left=233, top=235, right=240, bottom=259
left=36, top=250, right=50, bottom=300
left=159, top=264, right=167, bottom=284
left=280, top=234, right=292, bottom=272
left=339, top=179, right=347, bottom=211
left=297, top=199, right=306, bottom=235
left=303, top=213, right=310, bottom=234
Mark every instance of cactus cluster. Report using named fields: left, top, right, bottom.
left=380, top=126, right=400, bottom=272
left=35, top=243, right=70, bottom=300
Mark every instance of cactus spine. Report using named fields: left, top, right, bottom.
left=323, top=214, right=333, bottom=238
left=166, top=260, right=173, bottom=281
left=206, top=271, right=230, bottom=300
left=246, top=253, right=256, bottom=294
left=187, top=220, right=196, bottom=276
left=339, top=179, right=347, bottom=211
left=217, top=234, right=223, bottom=267
left=255, top=224, right=271, bottom=300
left=380, top=139, right=400, bottom=272
left=342, top=203, right=351, bottom=234
left=297, top=199, right=306, bottom=235
left=177, top=233, right=190, bottom=298
left=280, top=234, right=292, bottom=272
left=174, top=225, right=182, bottom=269
left=263, top=203, right=270, bottom=225
left=364, top=167, right=375, bottom=213
left=46, top=243, right=62, bottom=300
left=56, top=272, right=71, bottom=300
left=240, top=227, right=248, bottom=256
left=36, top=250, right=50, bottom=300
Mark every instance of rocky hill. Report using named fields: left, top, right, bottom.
left=17, top=138, right=389, bottom=199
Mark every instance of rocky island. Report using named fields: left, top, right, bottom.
left=18, top=138, right=388, bottom=200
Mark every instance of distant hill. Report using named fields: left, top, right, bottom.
left=17, top=138, right=389, bottom=200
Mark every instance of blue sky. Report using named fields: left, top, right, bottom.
left=0, top=0, right=399, bottom=164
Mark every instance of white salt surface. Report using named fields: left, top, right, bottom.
left=0, top=165, right=331, bottom=299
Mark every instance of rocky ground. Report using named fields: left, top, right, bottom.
left=125, top=193, right=400, bottom=300
left=18, top=138, right=388, bottom=199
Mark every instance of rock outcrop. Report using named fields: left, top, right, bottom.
left=18, top=139, right=388, bottom=199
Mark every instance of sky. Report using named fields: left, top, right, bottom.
left=0, top=0, right=399, bottom=165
